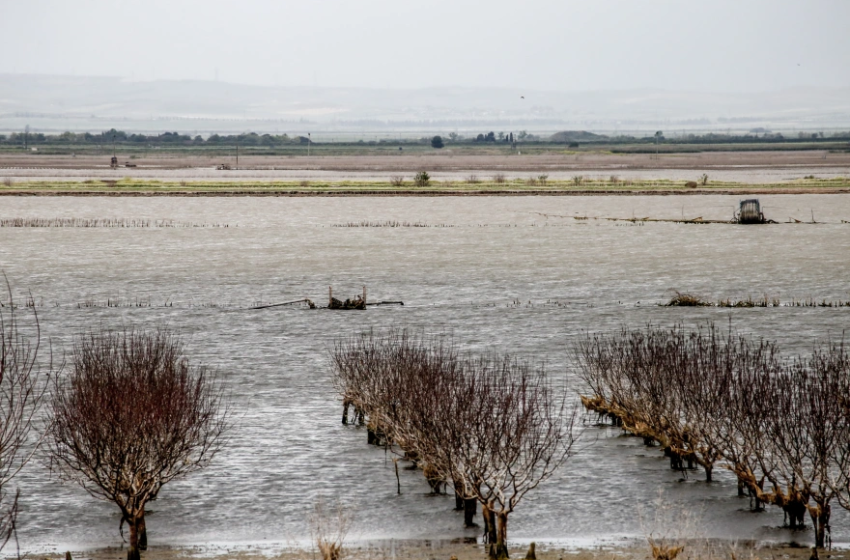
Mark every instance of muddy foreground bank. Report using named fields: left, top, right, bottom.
left=38, top=539, right=847, bottom=560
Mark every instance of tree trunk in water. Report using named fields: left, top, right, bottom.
left=127, top=516, right=141, bottom=560
left=786, top=500, right=806, bottom=529
left=342, top=401, right=350, bottom=425
left=453, top=480, right=464, bottom=511
left=810, top=503, right=830, bottom=549
left=138, top=507, right=147, bottom=551
left=464, top=498, right=477, bottom=527
left=704, top=464, right=713, bottom=482
left=491, top=511, right=509, bottom=560
left=482, top=502, right=497, bottom=547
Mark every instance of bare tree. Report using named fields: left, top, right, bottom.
left=49, top=328, right=229, bottom=560
left=332, top=331, right=577, bottom=560
left=0, top=279, right=51, bottom=552
left=576, top=323, right=850, bottom=549
left=442, top=356, right=576, bottom=560
left=767, top=341, right=849, bottom=548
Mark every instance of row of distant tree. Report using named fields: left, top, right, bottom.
left=0, top=128, right=848, bottom=148
left=0, top=129, right=309, bottom=147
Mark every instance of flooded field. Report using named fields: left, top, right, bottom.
left=2, top=194, right=850, bottom=553
left=1, top=150, right=848, bottom=185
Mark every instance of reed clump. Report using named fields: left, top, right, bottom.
left=717, top=296, right=780, bottom=307
left=665, top=292, right=711, bottom=306
left=331, top=220, right=452, bottom=228
left=666, top=292, right=850, bottom=308
left=0, top=217, right=229, bottom=228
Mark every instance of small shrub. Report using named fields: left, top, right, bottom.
left=699, top=173, right=709, bottom=186
left=527, top=177, right=539, bottom=186
left=465, top=174, right=480, bottom=184
left=1, top=178, right=12, bottom=187
left=389, top=175, right=404, bottom=187
left=538, top=174, right=549, bottom=185
left=310, top=501, right=351, bottom=560
left=609, top=175, right=619, bottom=184
left=493, top=173, right=506, bottom=184
left=413, top=171, right=430, bottom=187
left=572, top=175, right=583, bottom=186
left=431, top=136, right=444, bottom=149
left=685, top=181, right=697, bottom=188
left=300, top=180, right=310, bottom=188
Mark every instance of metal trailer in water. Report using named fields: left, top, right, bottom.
left=737, top=199, right=765, bottom=224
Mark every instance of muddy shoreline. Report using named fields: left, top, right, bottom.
left=36, top=538, right=844, bottom=560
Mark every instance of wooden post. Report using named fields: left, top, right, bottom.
left=362, top=285, right=366, bottom=304
left=329, top=286, right=332, bottom=306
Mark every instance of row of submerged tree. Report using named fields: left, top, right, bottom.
left=0, top=289, right=228, bottom=560
left=332, top=330, right=577, bottom=560
left=576, top=323, right=850, bottom=549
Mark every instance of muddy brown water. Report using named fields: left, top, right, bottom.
left=1, top=194, right=849, bottom=553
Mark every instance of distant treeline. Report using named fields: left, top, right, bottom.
left=0, top=129, right=308, bottom=147
left=1, top=127, right=849, bottom=148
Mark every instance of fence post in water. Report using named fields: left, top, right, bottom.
left=329, top=286, right=332, bottom=306
left=363, top=286, right=366, bottom=305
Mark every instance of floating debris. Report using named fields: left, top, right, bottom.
left=251, top=298, right=316, bottom=310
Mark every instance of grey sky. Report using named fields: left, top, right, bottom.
left=1, top=0, right=848, bottom=91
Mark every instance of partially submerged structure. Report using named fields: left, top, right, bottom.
left=736, top=199, right=766, bottom=224
left=328, top=286, right=366, bottom=310
left=249, top=286, right=402, bottom=311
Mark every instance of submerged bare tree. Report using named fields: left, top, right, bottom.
left=333, top=330, right=577, bottom=560
left=437, top=355, right=576, bottom=560
left=0, top=280, right=51, bottom=552
left=576, top=323, right=850, bottom=549
left=49, top=328, right=229, bottom=560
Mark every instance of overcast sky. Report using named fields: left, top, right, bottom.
left=1, top=0, right=848, bottom=92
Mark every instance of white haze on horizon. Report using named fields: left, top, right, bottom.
left=1, top=0, right=849, bottom=93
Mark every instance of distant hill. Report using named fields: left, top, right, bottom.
left=549, top=131, right=608, bottom=142
left=1, top=74, right=849, bottom=136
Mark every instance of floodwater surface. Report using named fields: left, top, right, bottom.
left=1, top=195, right=849, bottom=553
